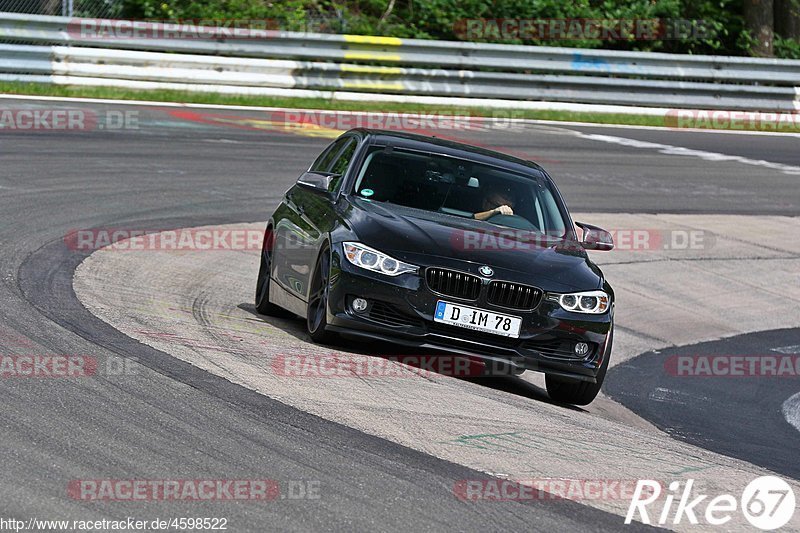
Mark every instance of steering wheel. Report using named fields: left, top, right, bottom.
left=486, top=213, right=538, bottom=231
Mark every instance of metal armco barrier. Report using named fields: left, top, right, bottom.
left=1, top=13, right=799, bottom=111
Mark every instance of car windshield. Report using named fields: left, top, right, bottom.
left=351, top=146, right=568, bottom=236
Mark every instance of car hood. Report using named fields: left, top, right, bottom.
left=345, top=198, right=604, bottom=292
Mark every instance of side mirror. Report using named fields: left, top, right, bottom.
left=575, top=221, right=614, bottom=251
left=297, top=171, right=339, bottom=194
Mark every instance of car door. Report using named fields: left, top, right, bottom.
left=277, top=135, right=358, bottom=302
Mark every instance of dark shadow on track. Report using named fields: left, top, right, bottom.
left=238, top=302, right=585, bottom=411
left=606, top=328, right=800, bottom=480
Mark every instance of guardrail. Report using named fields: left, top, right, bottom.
left=2, top=13, right=799, bottom=112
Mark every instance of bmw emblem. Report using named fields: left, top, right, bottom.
left=479, top=265, right=494, bottom=277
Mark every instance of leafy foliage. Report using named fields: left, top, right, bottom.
left=775, top=34, right=800, bottom=57
left=120, top=0, right=799, bottom=57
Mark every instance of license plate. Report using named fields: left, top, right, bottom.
left=434, top=300, right=521, bottom=338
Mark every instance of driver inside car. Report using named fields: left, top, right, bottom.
left=473, top=189, right=515, bottom=221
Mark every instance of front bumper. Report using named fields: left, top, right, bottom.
left=327, top=245, right=613, bottom=382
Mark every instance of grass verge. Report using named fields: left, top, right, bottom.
left=1, top=81, right=798, bottom=133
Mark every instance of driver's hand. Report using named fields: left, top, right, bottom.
left=495, top=205, right=514, bottom=216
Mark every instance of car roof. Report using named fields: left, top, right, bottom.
left=349, top=129, right=548, bottom=177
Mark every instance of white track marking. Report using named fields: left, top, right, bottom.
left=782, top=392, right=800, bottom=434
left=576, top=133, right=800, bottom=174
left=772, top=345, right=800, bottom=354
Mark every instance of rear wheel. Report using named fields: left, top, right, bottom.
left=306, top=245, right=335, bottom=343
left=545, top=330, right=612, bottom=406
left=255, top=227, right=289, bottom=317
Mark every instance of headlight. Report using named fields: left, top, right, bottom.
left=343, top=242, right=418, bottom=276
left=548, top=290, right=609, bottom=314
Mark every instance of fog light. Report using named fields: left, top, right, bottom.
left=574, top=342, right=589, bottom=356
left=352, top=298, right=368, bottom=313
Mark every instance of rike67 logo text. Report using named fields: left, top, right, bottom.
left=626, top=476, right=795, bottom=530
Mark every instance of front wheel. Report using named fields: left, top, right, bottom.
left=545, top=330, right=612, bottom=405
left=306, top=245, right=335, bottom=344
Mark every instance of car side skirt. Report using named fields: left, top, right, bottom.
left=269, top=277, right=306, bottom=317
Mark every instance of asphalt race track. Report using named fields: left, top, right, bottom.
left=606, top=328, right=800, bottom=480
left=1, top=96, right=799, bottom=531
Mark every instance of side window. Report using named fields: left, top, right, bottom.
left=310, top=137, right=349, bottom=173
left=327, top=139, right=357, bottom=192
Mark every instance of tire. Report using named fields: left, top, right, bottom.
left=545, top=329, right=613, bottom=406
left=306, top=245, right=335, bottom=344
left=255, top=226, right=290, bottom=317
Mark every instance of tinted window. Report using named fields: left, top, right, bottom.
left=310, top=137, right=349, bottom=172
left=352, top=146, right=567, bottom=235
left=327, top=139, right=357, bottom=192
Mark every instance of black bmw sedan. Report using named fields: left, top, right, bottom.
left=256, top=128, right=616, bottom=405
